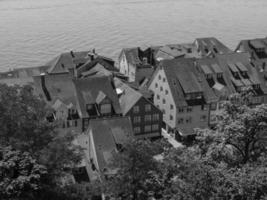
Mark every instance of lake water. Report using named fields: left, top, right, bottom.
left=1, top=0, right=267, bottom=71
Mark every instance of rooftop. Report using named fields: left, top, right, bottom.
left=195, top=37, right=233, bottom=56
left=45, top=51, right=89, bottom=74
left=113, top=77, right=143, bottom=115
left=87, top=116, right=133, bottom=173
left=73, top=76, right=121, bottom=118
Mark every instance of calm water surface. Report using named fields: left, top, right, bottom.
left=0, top=0, right=267, bottom=71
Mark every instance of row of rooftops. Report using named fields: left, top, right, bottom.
left=157, top=51, right=266, bottom=108
left=119, top=37, right=234, bottom=69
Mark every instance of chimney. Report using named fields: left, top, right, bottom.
left=68, top=68, right=76, bottom=78
left=70, top=51, right=75, bottom=58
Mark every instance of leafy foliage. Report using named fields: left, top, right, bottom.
left=0, top=146, right=47, bottom=200
left=103, top=139, right=168, bottom=200
left=104, top=93, right=267, bottom=200
left=0, top=84, right=55, bottom=155
left=0, top=84, right=83, bottom=199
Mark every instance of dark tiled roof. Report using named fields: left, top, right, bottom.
left=80, top=63, right=113, bottom=78
left=33, top=73, right=77, bottom=106
left=113, top=78, right=143, bottom=115
left=77, top=56, right=117, bottom=78
left=154, top=43, right=200, bottom=61
left=120, top=47, right=156, bottom=67
left=87, top=116, right=133, bottom=172
left=161, top=58, right=219, bottom=107
left=121, top=48, right=141, bottom=66
left=46, top=51, right=89, bottom=74
left=73, top=76, right=121, bottom=118
left=197, top=57, right=236, bottom=98
left=195, top=37, right=233, bottom=56
left=216, top=52, right=267, bottom=95
left=162, top=58, right=203, bottom=107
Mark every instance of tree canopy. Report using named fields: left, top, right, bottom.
left=103, top=93, right=267, bottom=200
left=0, top=84, right=83, bottom=200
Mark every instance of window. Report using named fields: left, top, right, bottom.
left=155, top=83, right=158, bottom=88
left=144, top=125, right=151, bottom=132
left=178, top=108, right=184, bottom=113
left=163, top=78, right=166, bottom=82
left=158, top=75, right=161, bottom=80
left=162, top=109, right=165, bottom=114
left=210, top=102, right=217, bottom=110
left=165, top=90, right=169, bottom=95
left=170, top=115, right=173, bottom=120
left=163, top=99, right=166, bottom=104
left=187, top=107, right=192, bottom=112
left=253, top=84, right=260, bottom=89
left=217, top=73, right=223, bottom=78
left=134, top=127, right=141, bottom=134
left=205, top=74, right=213, bottom=79
left=157, top=94, right=160, bottom=100
left=144, top=115, right=152, bottom=122
left=152, top=114, right=159, bottom=121
left=200, top=115, right=207, bottom=122
left=133, top=106, right=139, bottom=113
left=178, top=118, right=184, bottom=124
left=152, top=124, right=159, bottom=131
left=160, top=86, right=163, bottom=91
left=133, top=116, right=141, bottom=123
left=201, top=104, right=207, bottom=111
left=100, top=103, right=112, bottom=115
left=170, top=104, right=174, bottom=110
left=145, top=104, right=151, bottom=112
left=186, top=117, right=192, bottom=124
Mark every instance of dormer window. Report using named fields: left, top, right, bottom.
left=142, top=57, right=148, bottom=65
left=253, top=84, right=260, bottom=89
left=217, top=73, right=223, bottom=79
left=228, top=63, right=239, bottom=78
left=185, top=92, right=203, bottom=100
left=86, top=104, right=98, bottom=116
left=187, top=48, right=192, bottom=53
left=200, top=65, right=213, bottom=79
left=100, top=103, right=112, bottom=115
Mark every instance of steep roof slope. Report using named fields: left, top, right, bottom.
left=113, top=77, right=143, bottom=115
left=73, top=76, right=121, bottom=118
left=88, top=117, right=133, bottom=172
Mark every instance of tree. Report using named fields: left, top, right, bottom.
left=0, top=146, right=47, bottom=200
left=103, top=139, right=169, bottom=200
left=0, top=84, right=83, bottom=199
left=0, top=84, right=55, bottom=155
left=195, top=93, right=267, bottom=166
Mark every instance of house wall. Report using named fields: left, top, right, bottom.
left=87, top=129, right=101, bottom=181
left=119, top=53, right=129, bottom=77
left=126, top=97, right=162, bottom=139
left=128, top=63, right=136, bottom=82
left=149, top=68, right=210, bottom=136
left=175, top=104, right=210, bottom=135
left=148, top=68, right=177, bottom=129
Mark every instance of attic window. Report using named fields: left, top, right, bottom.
left=100, top=103, right=112, bottom=115
left=217, top=73, right=223, bottom=78
left=142, top=57, right=148, bottom=65
left=61, top=64, right=65, bottom=69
